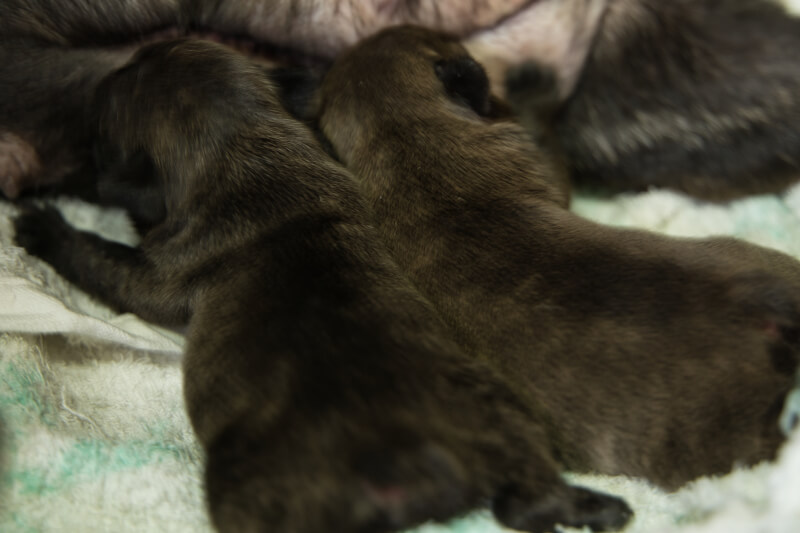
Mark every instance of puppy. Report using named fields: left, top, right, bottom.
left=12, top=39, right=632, bottom=533
left=507, top=0, right=800, bottom=200
left=315, top=25, right=800, bottom=491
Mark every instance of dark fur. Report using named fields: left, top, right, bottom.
left=0, top=0, right=172, bottom=198
left=315, top=25, right=800, bottom=491
left=3, top=0, right=800, bottom=202
left=509, top=0, right=800, bottom=200
left=0, top=0, right=316, bottom=199
left=13, top=40, right=632, bottom=533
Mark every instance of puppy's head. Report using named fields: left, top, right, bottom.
left=316, top=25, right=496, bottom=162
left=92, top=39, right=285, bottom=184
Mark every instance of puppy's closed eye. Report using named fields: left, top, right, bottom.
left=434, top=56, right=491, bottom=116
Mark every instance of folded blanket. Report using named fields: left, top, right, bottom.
left=2, top=187, right=800, bottom=533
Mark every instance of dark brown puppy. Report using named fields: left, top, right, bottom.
left=12, top=39, right=633, bottom=533
left=508, top=0, right=800, bottom=200
left=315, top=25, right=800, bottom=492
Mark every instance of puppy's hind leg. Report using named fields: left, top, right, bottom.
left=13, top=206, right=191, bottom=326
left=492, top=467, right=633, bottom=532
left=485, top=407, right=633, bottom=532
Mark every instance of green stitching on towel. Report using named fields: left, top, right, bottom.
left=0, top=362, right=56, bottom=426
left=8, top=512, right=38, bottom=533
left=12, top=438, right=189, bottom=496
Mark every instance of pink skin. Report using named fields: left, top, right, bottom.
left=208, top=0, right=535, bottom=56
left=207, top=0, right=608, bottom=95
left=465, top=0, right=609, bottom=99
left=0, top=133, right=42, bottom=199
left=0, top=0, right=607, bottom=198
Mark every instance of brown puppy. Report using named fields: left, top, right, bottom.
left=12, top=39, right=632, bottom=533
left=315, top=25, right=800, bottom=492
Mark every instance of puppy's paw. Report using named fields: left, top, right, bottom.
left=504, top=62, right=562, bottom=146
left=506, top=62, right=557, bottom=97
left=13, top=206, right=72, bottom=263
left=493, top=483, right=633, bottom=533
left=505, top=62, right=560, bottom=113
left=568, top=487, right=634, bottom=532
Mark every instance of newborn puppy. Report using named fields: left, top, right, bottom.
left=507, top=0, right=800, bottom=200
left=316, top=25, right=800, bottom=491
left=12, top=39, right=632, bottom=533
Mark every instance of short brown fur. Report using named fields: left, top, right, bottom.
left=13, top=39, right=632, bottom=533
left=316, top=25, right=800, bottom=491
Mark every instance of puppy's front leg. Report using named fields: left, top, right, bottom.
left=13, top=206, right=191, bottom=326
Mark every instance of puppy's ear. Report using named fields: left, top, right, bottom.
left=435, top=56, right=491, bottom=116
left=267, top=66, right=326, bottom=121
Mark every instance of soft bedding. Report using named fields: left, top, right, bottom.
left=1, top=187, right=800, bottom=533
